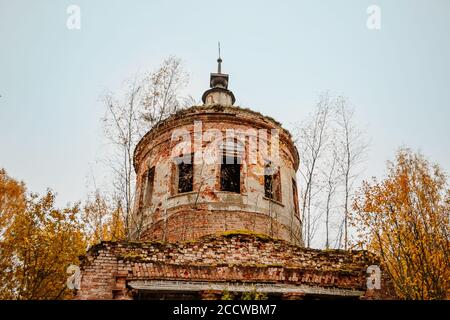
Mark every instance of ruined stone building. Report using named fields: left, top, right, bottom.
left=75, top=57, right=394, bottom=300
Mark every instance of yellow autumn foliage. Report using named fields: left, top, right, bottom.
left=352, top=148, right=449, bottom=300
left=0, top=170, right=86, bottom=299
left=0, top=169, right=130, bottom=299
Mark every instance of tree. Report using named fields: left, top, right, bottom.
left=334, top=97, right=368, bottom=250
left=0, top=170, right=86, bottom=299
left=140, top=56, right=190, bottom=127
left=352, top=148, right=449, bottom=299
left=102, top=77, right=145, bottom=240
left=294, top=94, right=368, bottom=249
left=295, top=93, right=333, bottom=247
left=102, top=56, right=190, bottom=239
left=82, top=190, right=125, bottom=247
left=0, top=169, right=27, bottom=297
left=0, top=168, right=26, bottom=238
left=322, top=148, right=339, bottom=249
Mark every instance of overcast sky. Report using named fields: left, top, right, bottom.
left=1, top=0, right=449, bottom=214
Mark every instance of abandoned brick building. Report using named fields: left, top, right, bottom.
left=75, top=57, right=394, bottom=300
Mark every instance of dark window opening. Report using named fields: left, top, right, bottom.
left=220, top=155, right=241, bottom=193
left=177, top=153, right=193, bottom=193
left=292, top=178, right=299, bottom=217
left=143, top=167, right=155, bottom=207
left=264, top=161, right=281, bottom=202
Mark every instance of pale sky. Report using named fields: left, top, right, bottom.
left=1, top=0, right=449, bottom=213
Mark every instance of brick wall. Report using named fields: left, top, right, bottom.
left=140, top=209, right=296, bottom=244
left=75, top=232, right=395, bottom=300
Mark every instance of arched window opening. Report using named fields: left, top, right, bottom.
left=143, top=167, right=155, bottom=207
left=292, top=178, right=299, bottom=218
left=220, top=138, right=243, bottom=193
left=176, top=153, right=194, bottom=193
left=264, top=160, right=282, bottom=203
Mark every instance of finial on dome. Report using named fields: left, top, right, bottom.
left=201, top=44, right=235, bottom=106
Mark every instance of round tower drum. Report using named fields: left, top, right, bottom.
left=132, top=105, right=302, bottom=245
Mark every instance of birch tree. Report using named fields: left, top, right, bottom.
left=102, top=56, right=190, bottom=239
left=295, top=93, right=332, bottom=247
left=334, top=97, right=368, bottom=249
left=322, top=148, right=339, bottom=249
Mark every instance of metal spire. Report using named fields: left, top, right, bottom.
left=217, top=42, right=222, bottom=73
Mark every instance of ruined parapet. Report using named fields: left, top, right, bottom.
left=75, top=233, right=395, bottom=300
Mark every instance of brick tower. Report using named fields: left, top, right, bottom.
left=132, top=56, right=302, bottom=245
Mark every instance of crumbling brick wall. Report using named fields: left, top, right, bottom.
left=75, top=233, right=395, bottom=300
left=140, top=209, right=295, bottom=243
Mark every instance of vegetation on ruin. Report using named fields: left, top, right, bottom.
left=220, top=289, right=268, bottom=300
left=219, top=229, right=275, bottom=242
